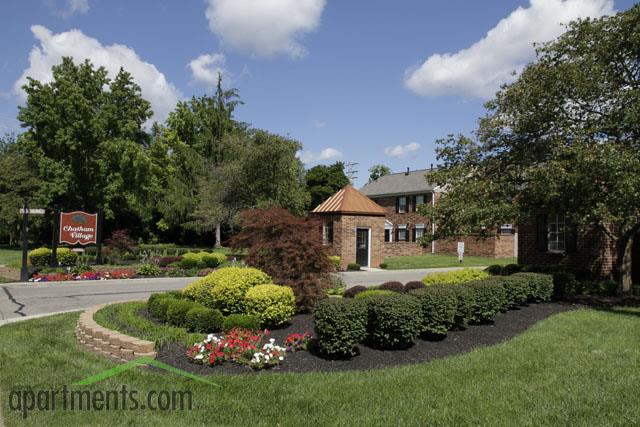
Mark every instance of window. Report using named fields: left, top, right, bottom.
left=500, top=224, right=513, bottom=234
left=397, top=196, right=407, bottom=213
left=397, top=224, right=408, bottom=242
left=384, top=221, right=393, bottom=242
left=547, top=214, right=565, bottom=253
left=415, top=224, right=425, bottom=240
left=323, top=219, right=333, bottom=245
left=416, top=195, right=424, bottom=207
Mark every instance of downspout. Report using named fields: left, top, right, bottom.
left=431, top=190, right=436, bottom=254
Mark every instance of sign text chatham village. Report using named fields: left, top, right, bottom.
left=59, top=211, right=98, bottom=245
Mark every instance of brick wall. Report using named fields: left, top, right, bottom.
left=383, top=242, right=429, bottom=257
left=319, top=214, right=385, bottom=268
left=518, top=216, right=619, bottom=278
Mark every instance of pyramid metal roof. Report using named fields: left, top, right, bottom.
left=312, top=184, right=386, bottom=216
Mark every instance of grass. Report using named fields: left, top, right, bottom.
left=94, top=302, right=203, bottom=348
left=383, top=254, right=516, bottom=270
left=1, top=307, right=639, bottom=425
left=0, top=247, right=22, bottom=268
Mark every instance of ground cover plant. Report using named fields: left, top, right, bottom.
left=383, top=254, right=515, bottom=270
left=1, top=307, right=639, bottom=425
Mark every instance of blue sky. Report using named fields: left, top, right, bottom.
left=0, top=0, right=634, bottom=186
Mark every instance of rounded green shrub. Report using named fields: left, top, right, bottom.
left=466, top=280, right=508, bottom=323
left=485, top=264, right=504, bottom=276
left=500, top=275, right=531, bottom=307
left=244, top=284, right=295, bottom=327
left=165, top=299, right=198, bottom=327
left=440, top=284, right=476, bottom=328
left=136, top=263, right=162, bottom=276
left=379, top=262, right=388, bottom=269
left=409, top=286, right=457, bottom=337
left=365, top=294, right=422, bottom=349
left=354, top=289, right=397, bottom=300
left=147, top=294, right=174, bottom=322
left=502, top=264, right=524, bottom=276
left=56, top=248, right=79, bottom=266
left=422, top=268, right=489, bottom=286
left=185, top=306, right=224, bottom=332
left=182, top=266, right=272, bottom=314
left=28, top=247, right=52, bottom=267
left=347, top=263, right=361, bottom=271
left=314, top=298, right=368, bottom=357
left=222, top=314, right=261, bottom=332
left=328, top=255, right=341, bottom=269
left=512, top=272, right=553, bottom=302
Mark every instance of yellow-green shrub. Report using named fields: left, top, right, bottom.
left=328, top=255, right=341, bottom=270
left=244, top=284, right=296, bottom=327
left=56, top=248, right=79, bottom=266
left=422, top=268, right=489, bottom=286
left=182, top=266, right=271, bottom=314
left=28, top=247, right=51, bottom=267
left=180, top=251, right=226, bottom=269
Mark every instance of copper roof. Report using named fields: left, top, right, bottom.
left=312, top=184, right=386, bottom=216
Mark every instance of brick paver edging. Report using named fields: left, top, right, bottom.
left=75, top=303, right=156, bottom=364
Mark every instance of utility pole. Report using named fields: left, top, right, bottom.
left=345, top=162, right=359, bottom=184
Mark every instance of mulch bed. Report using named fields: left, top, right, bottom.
left=154, top=302, right=580, bottom=375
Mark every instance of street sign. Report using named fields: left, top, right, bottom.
left=19, top=208, right=45, bottom=215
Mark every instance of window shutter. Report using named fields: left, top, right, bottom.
left=565, top=223, right=578, bottom=253
left=395, top=197, right=399, bottom=213
left=536, top=214, right=548, bottom=252
left=412, top=228, right=416, bottom=242
left=410, top=196, right=416, bottom=212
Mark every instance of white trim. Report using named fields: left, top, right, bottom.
left=384, top=221, right=393, bottom=242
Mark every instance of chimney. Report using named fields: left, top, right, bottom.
left=405, top=167, right=410, bottom=175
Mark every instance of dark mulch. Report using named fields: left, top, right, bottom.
left=154, top=302, right=580, bottom=375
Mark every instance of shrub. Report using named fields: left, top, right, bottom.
left=329, top=255, right=341, bottom=270
left=379, top=262, right=388, bottom=269
left=404, top=281, right=426, bottom=292
left=365, top=294, right=422, bottom=349
left=354, top=289, right=397, bottom=299
left=500, top=275, right=530, bottom=307
left=442, top=284, right=477, bottom=328
left=179, top=254, right=200, bottom=269
left=222, top=314, right=261, bottom=332
left=422, top=268, right=489, bottom=286
left=56, top=248, right=79, bottom=266
left=201, top=252, right=227, bottom=268
left=28, top=247, right=51, bottom=267
left=409, top=286, right=457, bottom=337
left=347, top=263, right=361, bottom=271
left=182, top=266, right=272, bottom=314
left=244, top=284, right=296, bottom=327
left=466, top=280, right=509, bottom=323
left=485, top=264, right=504, bottom=276
left=136, top=263, right=162, bottom=276
left=512, top=272, right=553, bottom=302
left=343, top=285, right=367, bottom=298
left=502, top=264, right=524, bottom=276
left=105, top=230, right=137, bottom=256
left=325, top=278, right=346, bottom=296
left=166, top=299, right=200, bottom=327
left=551, top=271, right=577, bottom=300
left=157, top=256, right=183, bottom=267
left=576, top=280, right=618, bottom=297
left=185, top=306, right=224, bottom=332
left=379, top=281, right=404, bottom=293
left=230, top=207, right=334, bottom=312
left=314, top=298, right=368, bottom=357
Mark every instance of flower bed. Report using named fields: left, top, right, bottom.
left=30, top=269, right=135, bottom=282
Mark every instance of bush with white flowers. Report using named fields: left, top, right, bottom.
left=249, top=339, right=286, bottom=369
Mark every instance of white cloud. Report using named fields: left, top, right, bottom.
left=384, top=142, right=421, bottom=159
left=298, top=147, right=342, bottom=164
left=188, top=53, right=229, bottom=86
left=14, top=25, right=181, bottom=123
left=66, top=0, right=89, bottom=15
left=48, top=0, right=90, bottom=17
left=404, top=0, right=614, bottom=99
left=313, top=120, right=327, bottom=128
left=205, top=0, right=326, bottom=58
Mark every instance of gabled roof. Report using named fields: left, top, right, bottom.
left=312, top=184, right=386, bottom=216
left=360, top=168, right=437, bottom=197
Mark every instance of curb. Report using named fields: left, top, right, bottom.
left=0, top=309, right=84, bottom=327
left=75, top=303, right=157, bottom=364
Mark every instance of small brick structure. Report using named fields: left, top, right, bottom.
left=75, top=303, right=156, bottom=363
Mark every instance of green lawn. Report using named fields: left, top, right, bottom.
left=383, top=254, right=516, bottom=270
left=1, top=307, right=639, bottom=426
left=0, top=247, right=22, bottom=268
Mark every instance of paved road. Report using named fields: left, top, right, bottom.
left=0, top=266, right=482, bottom=323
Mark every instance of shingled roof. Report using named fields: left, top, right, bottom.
left=312, top=184, right=386, bottom=216
left=360, top=168, right=437, bottom=197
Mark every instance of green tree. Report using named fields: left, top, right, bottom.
left=305, top=161, right=349, bottom=209
left=368, top=164, right=391, bottom=182
left=420, top=6, right=640, bottom=291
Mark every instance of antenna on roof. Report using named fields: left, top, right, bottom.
left=345, top=162, right=359, bottom=184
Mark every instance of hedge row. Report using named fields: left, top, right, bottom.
left=314, top=272, right=553, bottom=357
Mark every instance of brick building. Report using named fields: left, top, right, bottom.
left=360, top=168, right=517, bottom=260
left=518, top=213, right=640, bottom=282
left=312, top=169, right=517, bottom=269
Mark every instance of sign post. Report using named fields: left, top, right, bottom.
left=50, top=205, right=60, bottom=268
left=20, top=198, right=29, bottom=282
left=457, top=241, right=465, bottom=263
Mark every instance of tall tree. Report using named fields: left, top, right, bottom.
left=305, top=161, right=349, bottom=209
left=368, top=164, right=391, bottom=182
left=420, top=6, right=640, bottom=291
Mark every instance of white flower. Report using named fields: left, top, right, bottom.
left=195, top=354, right=204, bottom=360
left=279, top=356, right=284, bottom=361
